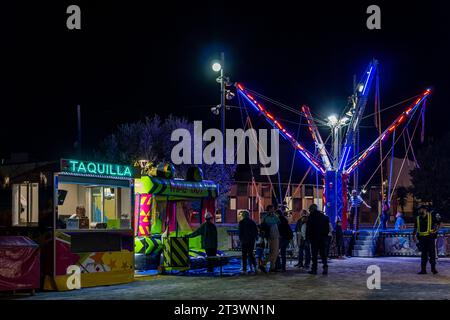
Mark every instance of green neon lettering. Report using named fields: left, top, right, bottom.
left=87, top=162, right=96, bottom=174
left=69, top=160, right=78, bottom=172
left=97, top=163, right=105, bottom=174
left=63, top=159, right=131, bottom=178
left=123, top=167, right=132, bottom=177
left=78, top=162, right=87, bottom=173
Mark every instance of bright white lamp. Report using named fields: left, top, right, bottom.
left=212, top=62, right=222, bottom=72
left=327, top=115, right=338, bottom=126
left=340, top=116, right=349, bottom=125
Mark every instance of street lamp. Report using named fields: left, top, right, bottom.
left=212, top=62, right=222, bottom=72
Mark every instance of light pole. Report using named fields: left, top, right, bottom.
left=212, top=52, right=228, bottom=223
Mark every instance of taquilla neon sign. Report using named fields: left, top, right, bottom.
left=61, top=159, right=133, bottom=178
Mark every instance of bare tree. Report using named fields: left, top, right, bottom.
left=98, top=114, right=237, bottom=207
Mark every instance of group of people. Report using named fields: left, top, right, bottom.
left=186, top=198, right=442, bottom=276
left=238, top=203, right=333, bottom=275
left=238, top=205, right=293, bottom=274
left=165, top=204, right=333, bottom=275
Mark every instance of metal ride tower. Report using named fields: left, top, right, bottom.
left=235, top=60, right=430, bottom=229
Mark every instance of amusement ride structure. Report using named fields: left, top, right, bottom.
left=233, top=59, right=430, bottom=231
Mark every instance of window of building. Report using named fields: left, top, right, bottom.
left=304, top=185, right=314, bottom=197
left=229, top=197, right=237, bottom=210
left=292, top=198, right=301, bottom=212
left=237, top=184, right=247, bottom=196
left=261, top=184, right=271, bottom=197
left=12, top=183, right=39, bottom=226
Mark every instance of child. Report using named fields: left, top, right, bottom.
left=255, top=225, right=268, bottom=273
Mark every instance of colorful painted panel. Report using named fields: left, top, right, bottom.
left=382, top=232, right=449, bottom=256
left=138, top=194, right=152, bottom=236
left=51, top=231, right=134, bottom=291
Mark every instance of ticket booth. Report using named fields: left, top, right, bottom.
left=0, top=159, right=136, bottom=291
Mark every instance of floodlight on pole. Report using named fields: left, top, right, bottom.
left=212, top=62, right=222, bottom=72
left=340, top=116, right=349, bottom=125
left=327, top=115, right=338, bottom=126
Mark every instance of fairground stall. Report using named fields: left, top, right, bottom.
left=133, top=163, right=219, bottom=273
left=0, top=159, right=135, bottom=291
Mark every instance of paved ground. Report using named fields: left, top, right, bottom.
left=11, top=257, right=450, bottom=300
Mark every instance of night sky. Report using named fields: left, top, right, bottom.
left=3, top=1, right=450, bottom=182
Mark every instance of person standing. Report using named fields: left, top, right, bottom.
left=394, top=212, right=406, bottom=230
left=295, top=210, right=311, bottom=268
left=262, top=205, right=280, bottom=272
left=434, top=213, right=442, bottom=261
left=335, top=218, right=344, bottom=259
left=306, top=204, right=330, bottom=275
left=255, top=224, right=268, bottom=273
left=276, top=209, right=293, bottom=272
left=187, top=212, right=218, bottom=272
left=413, top=205, right=441, bottom=274
left=348, top=190, right=371, bottom=230
left=380, top=198, right=390, bottom=230
left=238, top=210, right=258, bottom=274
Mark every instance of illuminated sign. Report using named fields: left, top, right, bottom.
left=61, top=159, right=133, bottom=178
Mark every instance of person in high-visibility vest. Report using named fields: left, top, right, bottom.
left=413, top=205, right=441, bottom=274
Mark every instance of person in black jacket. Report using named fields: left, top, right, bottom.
left=238, top=210, right=258, bottom=274
left=276, top=209, right=294, bottom=272
left=306, top=204, right=330, bottom=275
left=187, top=211, right=218, bottom=272
left=335, top=218, right=344, bottom=259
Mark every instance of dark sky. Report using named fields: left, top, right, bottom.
left=3, top=1, right=450, bottom=182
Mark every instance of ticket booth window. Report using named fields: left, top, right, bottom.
left=57, top=183, right=131, bottom=229
left=90, top=187, right=103, bottom=223
left=12, top=183, right=39, bottom=226
left=103, top=187, right=117, bottom=221
left=88, top=187, right=125, bottom=224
